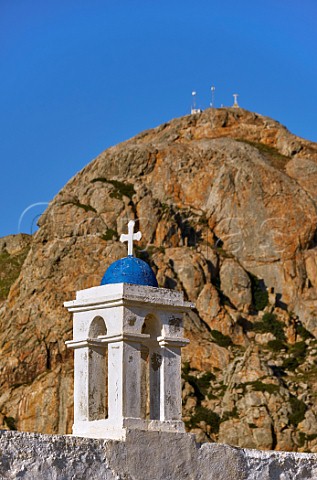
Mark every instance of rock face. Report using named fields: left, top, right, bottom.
left=1, top=108, right=317, bottom=451
left=0, top=234, right=31, bottom=306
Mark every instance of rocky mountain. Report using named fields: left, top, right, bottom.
left=0, top=235, right=31, bottom=308
left=1, top=108, right=317, bottom=451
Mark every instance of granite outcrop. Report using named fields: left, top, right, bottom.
left=1, top=108, right=317, bottom=451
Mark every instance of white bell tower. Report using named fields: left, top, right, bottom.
left=65, top=221, right=193, bottom=440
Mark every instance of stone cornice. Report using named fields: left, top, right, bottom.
left=65, top=338, right=105, bottom=350
left=65, top=333, right=189, bottom=349
left=157, top=336, right=190, bottom=348
left=64, top=283, right=194, bottom=313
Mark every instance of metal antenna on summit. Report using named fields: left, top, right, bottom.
left=191, top=91, right=202, bottom=114
left=210, top=86, right=216, bottom=108
left=191, top=91, right=196, bottom=113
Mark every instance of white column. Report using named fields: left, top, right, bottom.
left=105, top=333, right=150, bottom=425
left=122, top=340, right=143, bottom=418
left=158, top=337, right=188, bottom=422
left=159, top=345, right=182, bottom=421
left=73, top=347, right=89, bottom=422
left=107, top=341, right=123, bottom=426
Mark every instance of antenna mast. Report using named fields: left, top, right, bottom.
left=210, top=86, right=216, bottom=107
left=191, top=91, right=196, bottom=113
left=191, top=91, right=202, bottom=114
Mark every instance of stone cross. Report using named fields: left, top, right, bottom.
left=120, top=220, right=142, bottom=256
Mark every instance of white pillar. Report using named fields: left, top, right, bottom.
left=122, top=340, right=143, bottom=418
left=107, top=341, right=123, bottom=425
left=158, top=337, right=188, bottom=422
left=100, top=333, right=150, bottom=426
left=73, top=347, right=89, bottom=422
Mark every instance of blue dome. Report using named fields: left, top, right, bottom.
left=101, top=256, right=158, bottom=287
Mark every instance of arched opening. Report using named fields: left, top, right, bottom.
left=88, top=316, right=108, bottom=420
left=141, top=314, right=162, bottom=420
left=89, top=316, right=107, bottom=338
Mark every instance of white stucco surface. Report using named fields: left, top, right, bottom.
left=1, top=430, right=317, bottom=480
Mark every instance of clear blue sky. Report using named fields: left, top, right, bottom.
left=1, top=0, right=316, bottom=237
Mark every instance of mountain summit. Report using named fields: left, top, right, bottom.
left=1, top=108, right=317, bottom=451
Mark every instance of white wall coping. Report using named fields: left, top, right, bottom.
left=1, top=430, right=317, bottom=479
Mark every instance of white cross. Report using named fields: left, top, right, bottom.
left=120, top=220, right=142, bottom=256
